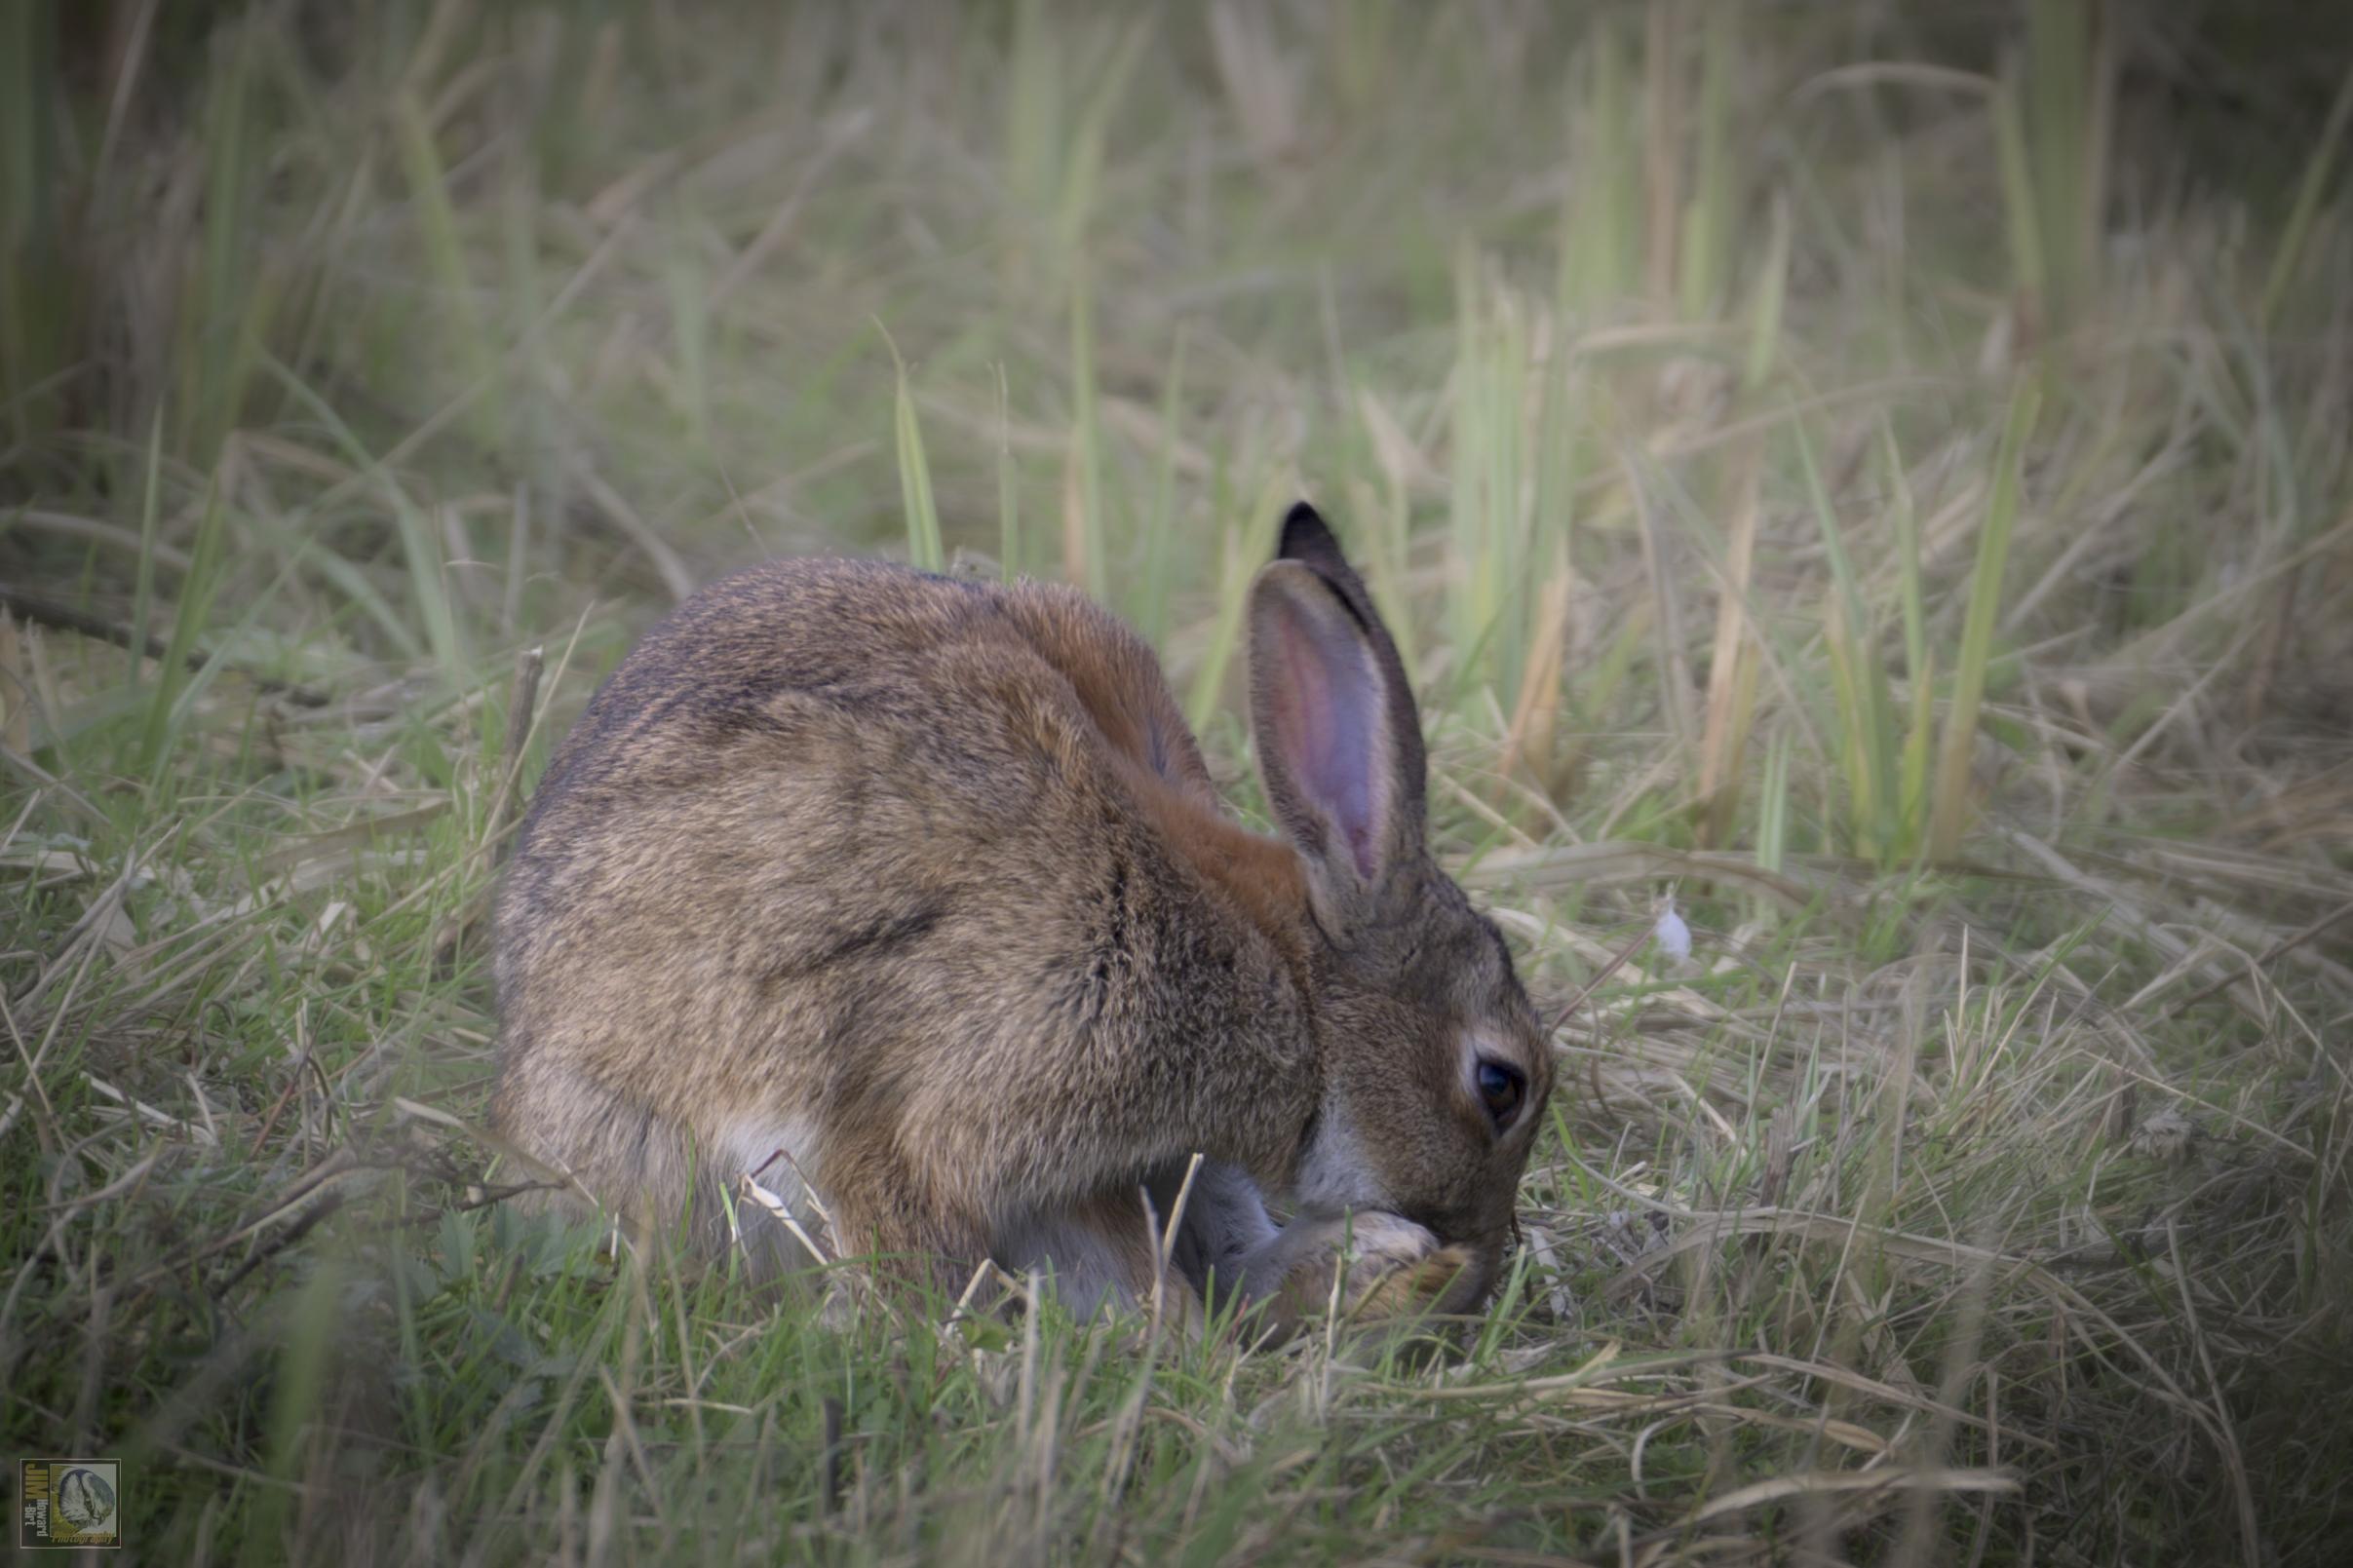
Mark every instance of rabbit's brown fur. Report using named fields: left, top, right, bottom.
left=492, top=505, right=1551, bottom=1326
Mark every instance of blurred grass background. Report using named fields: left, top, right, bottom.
left=3, top=1, right=2352, bottom=1561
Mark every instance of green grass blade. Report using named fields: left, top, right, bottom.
left=1883, top=418, right=1932, bottom=851
left=1743, top=195, right=1791, bottom=393
left=1677, top=0, right=1738, bottom=320
left=997, top=363, right=1022, bottom=583
left=137, top=475, right=229, bottom=776
left=1758, top=728, right=1792, bottom=873
left=882, top=325, right=945, bottom=574
left=393, top=90, right=502, bottom=449
left=1185, top=474, right=1286, bottom=735
left=1068, top=268, right=1106, bottom=598
left=259, top=354, right=461, bottom=672
left=1795, top=417, right=1895, bottom=858
left=1993, top=57, right=2046, bottom=325
left=129, top=411, right=165, bottom=694
left=1560, top=16, right=1634, bottom=314
left=2260, top=57, right=2353, bottom=330
left=1138, top=327, right=1187, bottom=648
left=1930, top=381, right=2039, bottom=860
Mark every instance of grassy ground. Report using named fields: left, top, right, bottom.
left=5, top=2, right=2353, bottom=1562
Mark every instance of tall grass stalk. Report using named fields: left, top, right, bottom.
left=136, top=477, right=229, bottom=777
left=250, top=1261, right=346, bottom=1555
left=2260, top=58, right=2353, bottom=331
left=1992, top=57, right=2046, bottom=334
left=1756, top=728, right=1793, bottom=873
left=1500, top=541, right=1573, bottom=790
left=1743, top=196, right=1791, bottom=394
left=1798, top=419, right=1899, bottom=860
left=263, top=356, right=466, bottom=674
left=1186, top=474, right=1288, bottom=736
left=1884, top=422, right=1935, bottom=842
left=2024, top=0, right=2108, bottom=332
left=1066, top=270, right=1107, bottom=598
left=1929, top=382, right=2039, bottom=861
left=1136, top=329, right=1188, bottom=649
left=128, top=413, right=167, bottom=697
left=0, top=0, right=64, bottom=443
left=1641, top=2, right=1685, bottom=310
left=1447, top=262, right=1529, bottom=707
left=394, top=90, right=503, bottom=451
left=1677, top=2, right=1739, bottom=320
left=997, top=364, right=1022, bottom=583
left=884, top=327, right=945, bottom=573
left=1054, top=18, right=1153, bottom=269
left=1559, top=17, right=1635, bottom=316
left=665, top=214, right=713, bottom=448
left=1695, top=445, right=1760, bottom=847
left=1003, top=0, right=1061, bottom=284
left=179, top=22, right=271, bottom=461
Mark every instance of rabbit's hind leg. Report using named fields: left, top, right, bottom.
left=817, top=1143, right=1000, bottom=1306
left=490, top=1060, right=715, bottom=1253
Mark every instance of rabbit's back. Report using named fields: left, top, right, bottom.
left=490, top=557, right=1308, bottom=1257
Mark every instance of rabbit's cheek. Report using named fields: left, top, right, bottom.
left=1292, top=1100, right=1388, bottom=1214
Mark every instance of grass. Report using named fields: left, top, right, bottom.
left=5, top=2, right=2353, bottom=1562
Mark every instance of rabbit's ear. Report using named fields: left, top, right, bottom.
left=1247, top=503, right=1427, bottom=914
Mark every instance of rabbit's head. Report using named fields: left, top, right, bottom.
left=1250, top=505, right=1555, bottom=1302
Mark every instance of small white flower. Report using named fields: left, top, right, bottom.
left=1653, top=897, right=1692, bottom=965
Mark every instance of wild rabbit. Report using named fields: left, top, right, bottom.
left=491, top=503, right=1553, bottom=1330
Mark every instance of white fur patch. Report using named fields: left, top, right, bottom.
left=1292, top=1098, right=1387, bottom=1214
left=716, top=1117, right=828, bottom=1263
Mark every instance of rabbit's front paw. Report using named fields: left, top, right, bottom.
left=1265, top=1211, right=1477, bottom=1324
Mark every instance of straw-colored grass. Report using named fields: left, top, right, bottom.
left=5, top=4, right=2351, bottom=1563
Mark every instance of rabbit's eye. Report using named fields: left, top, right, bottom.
left=1476, top=1059, right=1525, bottom=1129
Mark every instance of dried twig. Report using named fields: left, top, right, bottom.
left=0, top=584, right=330, bottom=707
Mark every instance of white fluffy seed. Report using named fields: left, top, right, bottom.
left=1653, top=899, right=1692, bottom=965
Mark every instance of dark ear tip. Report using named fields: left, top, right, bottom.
left=1277, top=501, right=1342, bottom=564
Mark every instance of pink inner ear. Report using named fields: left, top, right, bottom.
left=1269, top=595, right=1387, bottom=880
